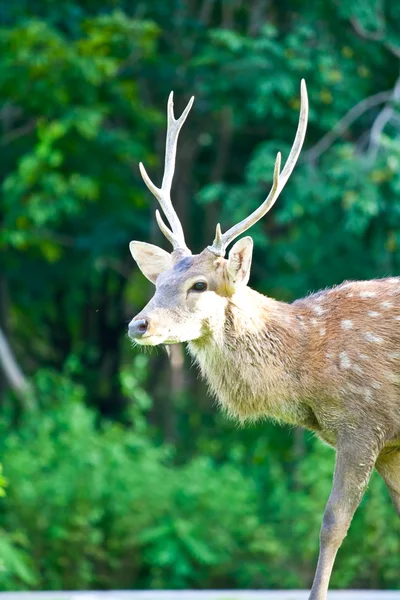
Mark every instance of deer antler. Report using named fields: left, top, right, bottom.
left=139, top=92, right=194, bottom=253
left=208, top=79, right=309, bottom=256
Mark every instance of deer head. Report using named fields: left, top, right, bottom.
left=128, top=82, right=308, bottom=345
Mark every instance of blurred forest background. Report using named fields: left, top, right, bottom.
left=1, top=0, right=400, bottom=592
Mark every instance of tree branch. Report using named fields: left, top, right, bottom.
left=0, top=326, right=36, bottom=411
left=247, top=0, right=268, bottom=36
left=1, top=119, right=36, bottom=146
left=367, top=74, right=400, bottom=162
left=350, top=13, right=400, bottom=59
left=305, top=90, right=392, bottom=163
left=198, top=0, right=215, bottom=25
left=350, top=15, right=384, bottom=42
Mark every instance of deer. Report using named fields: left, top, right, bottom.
left=127, top=80, right=400, bottom=600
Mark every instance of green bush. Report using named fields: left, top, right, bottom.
left=0, top=383, right=280, bottom=590
left=2, top=389, right=399, bottom=591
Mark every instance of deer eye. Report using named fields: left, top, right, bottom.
left=191, top=281, right=208, bottom=292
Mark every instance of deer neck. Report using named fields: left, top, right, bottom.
left=187, top=286, right=306, bottom=424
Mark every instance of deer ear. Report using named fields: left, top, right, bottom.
left=129, top=241, right=172, bottom=284
left=226, top=236, right=253, bottom=286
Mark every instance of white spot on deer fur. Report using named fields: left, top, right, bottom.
left=368, top=311, right=380, bottom=317
left=347, top=383, right=360, bottom=394
left=364, top=389, right=374, bottom=403
left=364, top=332, right=383, bottom=343
left=297, top=316, right=307, bottom=328
left=372, top=381, right=382, bottom=390
left=389, top=352, right=400, bottom=359
left=381, top=302, right=392, bottom=309
left=352, top=364, right=363, bottom=375
left=339, top=352, right=351, bottom=369
left=393, top=316, right=400, bottom=321
left=320, top=328, right=326, bottom=336
left=360, top=291, right=376, bottom=298
left=311, top=318, right=318, bottom=326
left=341, top=319, right=353, bottom=330
left=358, top=353, right=369, bottom=360
left=326, top=352, right=333, bottom=359
left=347, top=293, right=354, bottom=298
left=313, top=305, right=325, bottom=316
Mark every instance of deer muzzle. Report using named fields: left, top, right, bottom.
left=128, top=318, right=149, bottom=339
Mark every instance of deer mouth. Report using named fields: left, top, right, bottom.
left=133, top=332, right=181, bottom=346
left=132, top=333, right=165, bottom=346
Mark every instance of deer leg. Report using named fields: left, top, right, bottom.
left=308, top=435, right=379, bottom=600
left=376, top=449, right=400, bottom=516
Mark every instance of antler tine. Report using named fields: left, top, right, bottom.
left=139, top=92, right=195, bottom=252
left=155, top=209, right=175, bottom=247
left=208, top=79, right=309, bottom=256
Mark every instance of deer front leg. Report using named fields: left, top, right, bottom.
left=376, top=449, right=400, bottom=516
left=308, top=433, right=380, bottom=600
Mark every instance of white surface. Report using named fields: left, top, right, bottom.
left=1, top=592, right=399, bottom=600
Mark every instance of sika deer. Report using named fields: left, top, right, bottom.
left=128, top=81, right=400, bottom=600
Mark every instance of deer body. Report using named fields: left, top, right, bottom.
left=127, top=83, right=400, bottom=599
left=189, top=278, right=400, bottom=449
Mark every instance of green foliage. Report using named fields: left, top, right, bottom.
left=0, top=13, right=158, bottom=255
left=1, top=387, right=399, bottom=590
left=0, top=383, right=281, bottom=590
left=0, top=534, right=37, bottom=590
left=0, top=465, right=6, bottom=498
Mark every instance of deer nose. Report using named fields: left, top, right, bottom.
left=129, top=318, right=149, bottom=339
